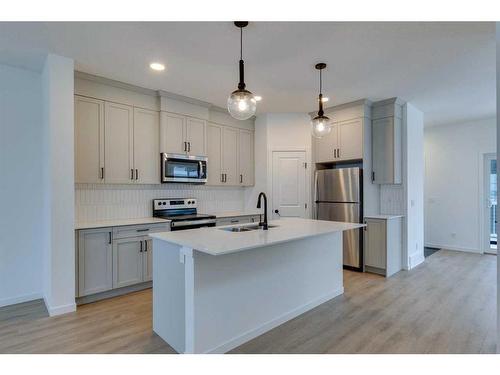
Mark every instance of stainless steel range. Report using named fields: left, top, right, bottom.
left=152, top=198, right=216, bottom=231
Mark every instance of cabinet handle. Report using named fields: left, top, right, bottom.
left=334, top=149, right=337, bottom=158
left=338, top=148, right=340, bottom=158
left=131, top=169, right=134, bottom=180
left=100, top=167, right=104, bottom=180
left=183, top=141, right=187, bottom=152
left=220, top=173, right=224, bottom=183
left=136, top=228, right=149, bottom=232
left=224, top=173, right=227, bottom=183
left=144, top=241, right=148, bottom=252
left=372, top=171, right=375, bottom=182
left=230, top=219, right=239, bottom=223
left=108, top=232, right=112, bottom=244
left=188, top=142, right=191, bottom=152
left=140, top=240, right=143, bottom=253
left=135, top=169, right=138, bottom=180
left=240, top=174, right=243, bottom=183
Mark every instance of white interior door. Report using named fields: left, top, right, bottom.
left=484, top=153, right=497, bottom=254
left=272, top=151, right=307, bottom=218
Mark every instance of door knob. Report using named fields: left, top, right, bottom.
left=274, top=209, right=281, bottom=216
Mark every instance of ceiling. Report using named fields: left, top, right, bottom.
left=0, top=22, right=495, bottom=126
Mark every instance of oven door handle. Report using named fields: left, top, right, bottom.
left=171, top=219, right=216, bottom=228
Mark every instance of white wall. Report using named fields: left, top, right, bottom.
left=424, top=117, right=496, bottom=253
left=245, top=113, right=312, bottom=217
left=0, top=64, right=45, bottom=307
left=42, top=54, right=76, bottom=316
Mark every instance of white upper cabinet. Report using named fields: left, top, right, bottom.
left=160, top=112, right=206, bottom=156
left=104, top=102, right=134, bottom=184
left=207, top=123, right=223, bottom=185
left=338, top=119, right=363, bottom=161
left=315, top=123, right=339, bottom=163
left=314, top=119, right=363, bottom=163
left=75, top=96, right=105, bottom=183
left=134, top=108, right=160, bottom=184
left=161, top=112, right=185, bottom=154
left=186, top=117, right=206, bottom=156
left=371, top=98, right=402, bottom=184
left=222, top=127, right=239, bottom=185
left=206, top=123, right=255, bottom=187
left=238, top=129, right=254, bottom=186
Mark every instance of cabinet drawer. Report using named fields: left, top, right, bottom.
left=113, top=223, right=169, bottom=239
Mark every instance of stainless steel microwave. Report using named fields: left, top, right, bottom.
left=161, top=153, right=207, bottom=183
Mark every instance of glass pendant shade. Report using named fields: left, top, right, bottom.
left=311, top=115, right=332, bottom=138
left=227, top=89, right=257, bottom=120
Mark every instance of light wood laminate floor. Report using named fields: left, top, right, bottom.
left=0, top=250, right=496, bottom=354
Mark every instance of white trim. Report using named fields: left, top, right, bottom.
left=408, top=252, right=425, bottom=269
left=0, top=292, right=43, bottom=308
left=43, top=298, right=77, bottom=316
left=480, top=152, right=497, bottom=255
left=202, top=287, right=344, bottom=354
left=424, top=242, right=482, bottom=254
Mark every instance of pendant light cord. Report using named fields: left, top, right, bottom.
left=240, top=26, right=243, bottom=60
left=319, top=68, right=322, bottom=95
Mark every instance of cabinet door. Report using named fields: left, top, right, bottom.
left=161, top=112, right=186, bottom=154
left=75, top=96, right=105, bottom=183
left=78, top=228, right=112, bottom=297
left=143, top=239, right=153, bottom=282
left=239, top=130, right=254, bottom=186
left=314, top=124, right=338, bottom=163
left=133, top=108, right=160, bottom=184
left=222, top=127, right=239, bottom=185
left=186, top=118, right=206, bottom=156
left=338, top=119, right=363, bottom=161
left=105, top=102, right=134, bottom=183
left=113, top=237, right=144, bottom=288
left=372, top=117, right=401, bottom=184
left=207, top=123, right=223, bottom=185
left=364, top=219, right=386, bottom=270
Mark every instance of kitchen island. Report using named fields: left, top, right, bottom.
left=150, top=217, right=364, bottom=354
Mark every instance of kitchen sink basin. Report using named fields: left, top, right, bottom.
left=219, top=224, right=278, bottom=232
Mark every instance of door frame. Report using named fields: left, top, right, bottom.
left=268, top=149, right=311, bottom=220
left=479, top=152, right=497, bottom=254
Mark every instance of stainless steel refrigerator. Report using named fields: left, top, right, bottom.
left=314, top=167, right=363, bottom=271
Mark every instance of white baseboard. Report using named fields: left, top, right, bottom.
left=203, top=287, right=344, bottom=354
left=44, top=298, right=76, bottom=316
left=425, top=242, right=481, bottom=254
left=0, top=292, right=43, bottom=308
left=408, top=252, right=425, bottom=270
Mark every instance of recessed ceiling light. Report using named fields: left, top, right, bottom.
left=321, top=97, right=329, bottom=102
left=150, top=62, right=165, bottom=71
left=254, top=95, right=262, bottom=101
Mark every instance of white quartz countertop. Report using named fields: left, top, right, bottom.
left=208, top=210, right=262, bottom=219
left=75, top=217, right=170, bottom=230
left=150, top=217, right=365, bottom=256
left=364, top=214, right=404, bottom=220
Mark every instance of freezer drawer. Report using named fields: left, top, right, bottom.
left=317, top=202, right=362, bottom=269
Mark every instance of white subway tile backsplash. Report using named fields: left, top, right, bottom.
left=75, top=184, right=247, bottom=222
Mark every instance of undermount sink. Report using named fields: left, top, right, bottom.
left=219, top=224, right=278, bottom=232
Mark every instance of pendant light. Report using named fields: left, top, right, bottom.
left=227, top=21, right=257, bottom=120
left=311, top=63, right=332, bottom=138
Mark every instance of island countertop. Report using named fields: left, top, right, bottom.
left=149, top=217, right=364, bottom=256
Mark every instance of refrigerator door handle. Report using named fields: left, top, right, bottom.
left=313, top=171, right=319, bottom=219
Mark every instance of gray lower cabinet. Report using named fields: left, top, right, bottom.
left=363, top=216, right=402, bottom=277
left=113, top=237, right=144, bottom=288
left=77, top=227, right=113, bottom=297
left=143, top=239, right=153, bottom=282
